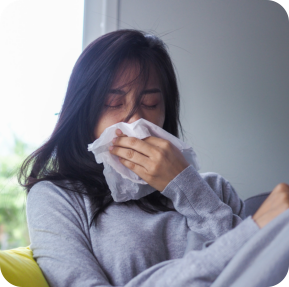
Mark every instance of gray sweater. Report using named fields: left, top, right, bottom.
left=26, top=165, right=260, bottom=287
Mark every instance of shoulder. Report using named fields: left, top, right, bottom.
left=28, top=181, right=60, bottom=205
left=29, top=180, right=77, bottom=202
left=29, top=180, right=60, bottom=195
left=27, top=180, right=88, bottom=219
left=29, top=180, right=85, bottom=200
left=27, top=181, right=93, bottom=249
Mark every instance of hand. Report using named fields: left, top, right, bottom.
left=252, top=183, right=289, bottom=229
left=109, top=129, right=190, bottom=191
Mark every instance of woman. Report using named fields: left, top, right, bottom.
left=20, top=29, right=289, bottom=287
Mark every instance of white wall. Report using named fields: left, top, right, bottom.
left=83, top=0, right=289, bottom=200
left=83, top=0, right=119, bottom=49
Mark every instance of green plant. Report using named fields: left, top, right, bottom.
left=0, top=137, right=33, bottom=249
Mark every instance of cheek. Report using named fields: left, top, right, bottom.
left=143, top=108, right=165, bottom=128
left=156, top=104, right=166, bottom=128
left=158, top=112, right=165, bottom=128
left=94, top=113, right=122, bottom=139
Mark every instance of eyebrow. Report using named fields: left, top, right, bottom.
left=108, top=89, right=126, bottom=95
left=141, top=88, right=162, bottom=95
left=108, top=88, right=161, bottom=95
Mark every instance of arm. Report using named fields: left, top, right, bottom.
left=27, top=180, right=259, bottom=287
left=110, top=133, right=244, bottom=240
left=105, top=133, right=258, bottom=281
left=27, top=181, right=110, bottom=287
left=162, top=165, right=245, bottom=241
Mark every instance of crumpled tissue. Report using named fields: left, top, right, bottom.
left=88, top=118, right=200, bottom=202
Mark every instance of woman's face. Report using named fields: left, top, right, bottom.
left=94, top=63, right=165, bottom=139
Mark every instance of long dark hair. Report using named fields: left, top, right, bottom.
left=19, top=29, right=182, bottom=227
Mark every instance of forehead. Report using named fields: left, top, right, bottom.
left=111, top=61, right=161, bottom=89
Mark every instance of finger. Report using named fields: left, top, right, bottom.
left=118, top=157, right=149, bottom=179
left=112, top=134, right=127, bottom=143
left=116, top=129, right=124, bottom=136
left=112, top=130, right=127, bottom=143
left=142, top=136, right=172, bottom=149
left=112, top=136, right=157, bottom=158
left=109, top=146, right=150, bottom=168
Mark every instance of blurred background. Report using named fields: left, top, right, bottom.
left=0, top=0, right=83, bottom=249
left=0, top=0, right=288, bottom=249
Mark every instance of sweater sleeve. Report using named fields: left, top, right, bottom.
left=27, top=180, right=259, bottom=287
left=26, top=181, right=110, bottom=287
left=161, top=165, right=245, bottom=241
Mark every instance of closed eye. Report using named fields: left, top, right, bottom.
left=105, top=104, right=158, bottom=110
left=105, top=104, right=123, bottom=109
left=141, top=104, right=158, bottom=110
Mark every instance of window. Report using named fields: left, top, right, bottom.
left=0, top=0, right=84, bottom=249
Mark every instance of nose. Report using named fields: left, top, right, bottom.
left=127, top=108, right=143, bottom=124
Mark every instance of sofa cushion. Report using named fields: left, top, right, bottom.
left=0, top=246, right=48, bottom=287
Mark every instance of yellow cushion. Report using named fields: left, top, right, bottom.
left=0, top=246, right=49, bottom=287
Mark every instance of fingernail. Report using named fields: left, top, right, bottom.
left=112, top=138, right=116, bottom=143
left=116, top=129, right=122, bottom=135
left=109, top=146, right=114, bottom=151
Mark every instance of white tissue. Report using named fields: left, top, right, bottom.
left=88, top=118, right=200, bottom=202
